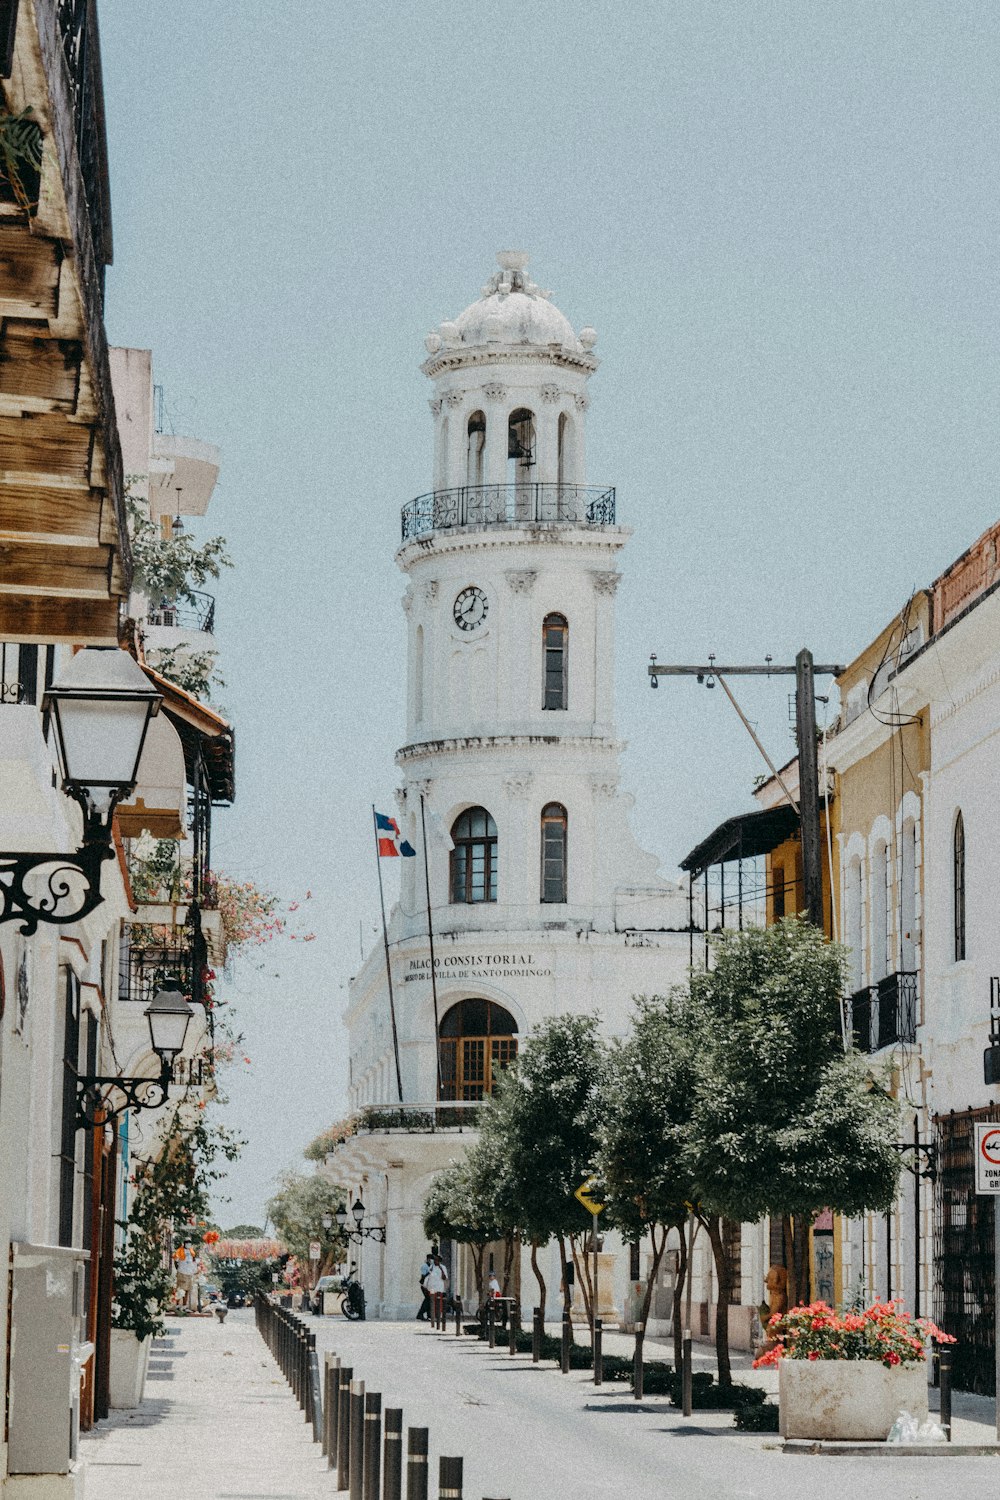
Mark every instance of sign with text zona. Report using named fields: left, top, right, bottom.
left=975, top=1124, right=1000, bottom=1194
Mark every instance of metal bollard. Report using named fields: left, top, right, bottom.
left=532, top=1306, right=542, bottom=1364
left=336, top=1366, right=353, bottom=1491
left=322, top=1354, right=334, bottom=1458
left=508, top=1304, right=517, bottom=1356
left=681, top=1332, right=692, bottom=1417
left=633, top=1322, right=644, bottom=1401
left=487, top=1299, right=496, bottom=1349
left=406, top=1426, right=428, bottom=1500
left=560, top=1309, right=571, bottom=1374
left=349, top=1381, right=365, bottom=1500
left=383, top=1408, right=403, bottom=1500
left=439, top=1456, right=463, bottom=1499
left=454, top=1295, right=463, bottom=1336
left=939, top=1345, right=953, bottom=1442
left=593, top=1318, right=603, bottom=1386
left=363, top=1391, right=381, bottom=1500
left=478, top=1303, right=487, bottom=1342
left=308, top=1334, right=323, bottom=1440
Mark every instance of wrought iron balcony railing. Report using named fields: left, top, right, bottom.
left=0, top=644, right=39, bottom=705
left=146, top=591, right=216, bottom=633
left=118, top=943, right=193, bottom=1005
left=55, top=0, right=113, bottom=288
left=357, top=1101, right=482, bottom=1133
left=401, top=483, right=616, bottom=541
left=848, top=971, right=918, bottom=1052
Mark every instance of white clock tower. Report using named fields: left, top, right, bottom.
left=324, top=253, right=690, bottom=1318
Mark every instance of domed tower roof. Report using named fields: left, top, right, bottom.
left=423, top=252, right=598, bottom=369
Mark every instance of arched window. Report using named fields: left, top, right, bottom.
left=900, top=818, right=917, bottom=972
left=872, top=842, right=889, bottom=980
left=450, top=807, right=497, bottom=904
left=508, top=408, right=536, bottom=516
left=846, top=856, right=863, bottom=991
left=438, top=999, right=518, bottom=1102
left=954, top=811, right=966, bottom=961
left=540, top=803, right=568, bottom=903
left=557, top=411, right=569, bottom=488
left=543, top=613, right=568, bottom=710
left=467, top=411, right=485, bottom=487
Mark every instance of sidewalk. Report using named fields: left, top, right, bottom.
left=81, top=1310, right=330, bottom=1500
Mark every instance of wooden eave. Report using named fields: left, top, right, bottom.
left=141, top=664, right=236, bottom=806
left=0, top=0, right=129, bottom=644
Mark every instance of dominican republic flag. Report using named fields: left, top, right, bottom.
left=375, top=811, right=416, bottom=858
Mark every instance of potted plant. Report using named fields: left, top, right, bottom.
left=755, top=1299, right=955, bottom=1441
left=109, top=1233, right=172, bottom=1409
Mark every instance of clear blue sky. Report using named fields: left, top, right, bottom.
left=100, top=2, right=1000, bottom=1225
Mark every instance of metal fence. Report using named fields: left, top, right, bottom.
left=401, top=483, right=616, bottom=541
left=934, top=1105, right=1000, bottom=1394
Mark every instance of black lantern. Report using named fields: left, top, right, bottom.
left=76, top=981, right=196, bottom=1128
left=1, top=649, right=162, bottom=933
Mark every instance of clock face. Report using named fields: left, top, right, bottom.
left=453, top=585, right=488, bottom=631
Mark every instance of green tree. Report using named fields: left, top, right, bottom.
left=485, top=1013, right=605, bottom=1326
left=597, top=994, right=698, bottom=1367
left=686, top=917, right=902, bottom=1311
left=423, top=1149, right=512, bottom=1308
left=265, top=1172, right=346, bottom=1285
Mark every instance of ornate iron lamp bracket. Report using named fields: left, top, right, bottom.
left=76, top=1063, right=171, bottom=1130
left=0, top=842, right=112, bottom=935
left=343, top=1225, right=387, bottom=1245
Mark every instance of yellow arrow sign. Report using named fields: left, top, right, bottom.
left=574, top=1175, right=604, bottom=1216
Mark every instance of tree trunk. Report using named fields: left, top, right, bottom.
left=782, top=1215, right=797, bottom=1308
left=672, top=1228, right=688, bottom=1373
left=637, top=1224, right=669, bottom=1363
left=471, top=1243, right=486, bottom=1311
left=793, top=1215, right=811, bottom=1308
left=705, top=1215, right=733, bottom=1390
left=530, top=1239, right=546, bottom=1313
left=501, top=1233, right=516, bottom=1297
left=569, top=1233, right=593, bottom=1330
left=556, top=1233, right=575, bottom=1343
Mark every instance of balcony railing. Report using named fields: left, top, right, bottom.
left=172, top=1056, right=208, bottom=1088
left=146, top=591, right=216, bottom=633
left=357, top=1101, right=482, bottom=1133
left=118, top=943, right=193, bottom=1005
left=55, top=0, right=113, bottom=288
left=848, top=972, right=918, bottom=1052
left=0, top=643, right=39, bottom=705
left=401, top=483, right=616, bottom=541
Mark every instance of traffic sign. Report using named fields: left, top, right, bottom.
left=575, top=1175, right=604, bottom=1216
left=975, top=1124, right=1000, bottom=1194
left=309, top=1240, right=322, bottom=1260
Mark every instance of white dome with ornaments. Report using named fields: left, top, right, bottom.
left=424, top=251, right=598, bottom=357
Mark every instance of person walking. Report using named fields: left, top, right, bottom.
left=416, top=1250, right=433, bottom=1321
left=424, top=1254, right=449, bottom=1326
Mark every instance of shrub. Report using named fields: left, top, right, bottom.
left=734, top=1399, right=780, bottom=1432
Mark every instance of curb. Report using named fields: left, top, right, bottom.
left=782, top=1439, right=1000, bottom=1457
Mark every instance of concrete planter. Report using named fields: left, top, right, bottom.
left=779, top=1357, right=928, bottom=1441
left=108, top=1330, right=152, bottom=1409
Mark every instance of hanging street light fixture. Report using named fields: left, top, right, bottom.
left=1, top=648, right=161, bottom=933
left=335, top=1194, right=386, bottom=1244
left=75, top=981, right=196, bottom=1128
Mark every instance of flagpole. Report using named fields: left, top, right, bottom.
left=419, top=793, right=443, bottom=1101
left=372, top=804, right=404, bottom=1103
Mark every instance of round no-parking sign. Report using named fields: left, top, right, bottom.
left=974, top=1124, right=1000, bottom=1193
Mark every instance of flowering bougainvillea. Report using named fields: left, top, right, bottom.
left=753, top=1300, right=956, bottom=1369
left=203, top=873, right=316, bottom=953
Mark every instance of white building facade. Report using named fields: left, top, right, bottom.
left=324, top=253, right=692, bottom=1319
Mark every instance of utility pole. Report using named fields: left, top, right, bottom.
left=648, top=650, right=843, bottom=930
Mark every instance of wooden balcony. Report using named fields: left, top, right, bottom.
left=0, top=0, right=129, bottom=643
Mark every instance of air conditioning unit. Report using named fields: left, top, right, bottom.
left=8, top=1242, right=89, bottom=1479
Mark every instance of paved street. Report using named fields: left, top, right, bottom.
left=83, top=1309, right=1000, bottom=1500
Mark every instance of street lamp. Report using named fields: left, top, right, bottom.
left=321, top=1212, right=333, bottom=1231
left=76, top=981, right=195, bottom=1127
left=337, top=1194, right=386, bottom=1245
left=1, top=648, right=161, bottom=933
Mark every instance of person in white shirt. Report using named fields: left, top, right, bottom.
left=416, top=1251, right=433, bottom=1321
left=424, top=1255, right=449, bottom=1324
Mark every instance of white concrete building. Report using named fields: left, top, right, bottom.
left=322, top=252, right=692, bottom=1320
